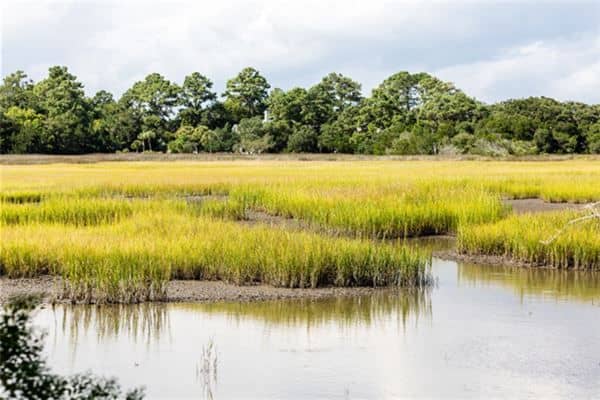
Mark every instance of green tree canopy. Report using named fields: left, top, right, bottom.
left=179, top=72, right=217, bottom=126
left=223, top=67, right=270, bottom=121
left=33, top=66, right=91, bottom=153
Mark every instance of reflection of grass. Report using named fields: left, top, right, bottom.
left=53, top=290, right=431, bottom=344
left=187, top=290, right=432, bottom=329
left=57, top=303, right=170, bottom=344
left=457, top=262, right=600, bottom=302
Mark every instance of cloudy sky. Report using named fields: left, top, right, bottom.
left=1, top=0, right=599, bottom=103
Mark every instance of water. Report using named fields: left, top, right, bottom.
left=35, top=258, right=600, bottom=399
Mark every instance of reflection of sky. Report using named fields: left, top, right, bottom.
left=36, top=258, right=600, bottom=399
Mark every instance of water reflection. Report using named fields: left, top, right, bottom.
left=457, top=262, right=600, bottom=303
left=36, top=257, right=600, bottom=399
left=53, top=289, right=431, bottom=345
left=54, top=302, right=170, bottom=344
left=190, top=289, right=432, bottom=329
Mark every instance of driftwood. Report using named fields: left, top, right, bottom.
left=541, top=201, right=600, bottom=245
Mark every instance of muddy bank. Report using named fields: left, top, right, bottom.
left=504, top=198, right=590, bottom=214
left=4, top=153, right=599, bottom=165
left=433, top=249, right=534, bottom=268
left=0, top=276, right=406, bottom=305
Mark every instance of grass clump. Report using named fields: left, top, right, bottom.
left=457, top=211, right=600, bottom=270
left=0, top=210, right=431, bottom=303
left=0, top=197, right=134, bottom=226
left=231, top=184, right=506, bottom=238
left=0, top=191, right=44, bottom=204
left=1, top=159, right=599, bottom=302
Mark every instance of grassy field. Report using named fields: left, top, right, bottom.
left=1, top=158, right=599, bottom=302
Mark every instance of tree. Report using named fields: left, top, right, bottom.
left=534, top=128, right=556, bottom=153
left=303, top=73, right=362, bottom=131
left=0, top=112, right=17, bottom=153
left=1, top=66, right=598, bottom=156
left=0, top=71, right=36, bottom=153
left=89, top=90, right=122, bottom=152
left=223, top=67, right=270, bottom=122
left=0, top=295, right=144, bottom=399
left=198, top=126, right=219, bottom=153
left=481, top=97, right=585, bottom=154
left=0, top=70, right=34, bottom=110
left=389, top=131, right=420, bottom=155
left=585, top=122, right=600, bottom=154
left=287, top=124, right=318, bottom=153
left=4, top=106, right=44, bottom=153
left=267, top=87, right=307, bottom=123
left=121, top=73, right=180, bottom=150
left=33, top=66, right=92, bottom=153
left=319, top=105, right=362, bottom=153
left=138, top=130, right=156, bottom=152
left=211, top=125, right=239, bottom=152
left=178, top=72, right=217, bottom=126
left=368, top=71, right=425, bottom=127
left=167, top=125, right=219, bottom=153
left=235, top=117, right=274, bottom=154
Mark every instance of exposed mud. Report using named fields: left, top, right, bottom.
left=241, top=210, right=313, bottom=231
left=0, top=276, right=407, bottom=305
left=504, top=198, right=590, bottom=214
left=433, top=249, right=534, bottom=268
left=1, top=197, right=595, bottom=305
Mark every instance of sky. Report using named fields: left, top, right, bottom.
left=1, top=0, right=599, bottom=104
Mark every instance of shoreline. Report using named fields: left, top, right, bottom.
left=0, top=276, right=414, bottom=305
left=2, top=153, right=600, bottom=165
left=0, top=197, right=594, bottom=305
left=434, top=250, right=538, bottom=269
left=3, top=246, right=591, bottom=306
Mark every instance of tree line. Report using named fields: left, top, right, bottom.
left=1, top=66, right=599, bottom=156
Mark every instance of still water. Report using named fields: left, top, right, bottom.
left=35, top=258, right=600, bottom=399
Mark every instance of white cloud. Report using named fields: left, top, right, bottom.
left=2, top=0, right=599, bottom=103
left=435, top=34, right=600, bottom=104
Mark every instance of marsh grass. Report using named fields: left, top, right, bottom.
left=229, top=183, right=507, bottom=238
left=0, top=191, right=44, bottom=204
left=457, top=211, right=600, bottom=270
left=1, top=160, right=599, bottom=302
left=0, top=205, right=431, bottom=302
left=1, top=197, right=134, bottom=226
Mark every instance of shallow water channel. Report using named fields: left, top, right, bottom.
left=35, top=251, right=600, bottom=399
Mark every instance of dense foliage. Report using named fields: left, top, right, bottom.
left=1, top=66, right=599, bottom=155
left=0, top=295, right=144, bottom=399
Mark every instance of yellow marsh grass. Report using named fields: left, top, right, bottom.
left=2, top=160, right=599, bottom=201
left=0, top=202, right=430, bottom=302
left=457, top=211, right=600, bottom=270
left=1, top=159, right=599, bottom=301
left=0, top=197, right=134, bottom=225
